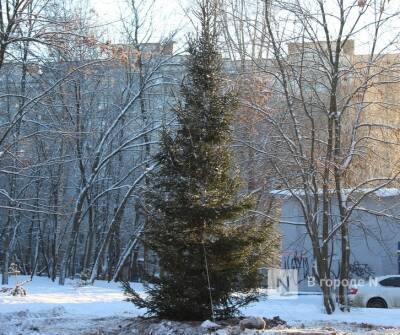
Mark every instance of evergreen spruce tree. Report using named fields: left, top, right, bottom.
left=125, top=0, right=279, bottom=321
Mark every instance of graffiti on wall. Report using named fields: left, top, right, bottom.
left=283, top=251, right=375, bottom=283
left=349, top=261, right=375, bottom=280
left=283, top=251, right=312, bottom=283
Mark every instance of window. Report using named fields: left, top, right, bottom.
left=380, top=277, right=400, bottom=287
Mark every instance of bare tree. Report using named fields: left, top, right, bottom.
left=221, top=0, right=400, bottom=313
left=0, top=0, right=103, bottom=284
left=0, top=0, right=180, bottom=285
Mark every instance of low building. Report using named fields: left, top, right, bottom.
left=273, top=189, right=400, bottom=291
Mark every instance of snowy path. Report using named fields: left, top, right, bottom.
left=1, top=276, right=400, bottom=334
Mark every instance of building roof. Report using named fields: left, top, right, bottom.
left=270, top=188, right=400, bottom=199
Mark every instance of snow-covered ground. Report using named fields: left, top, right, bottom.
left=0, top=276, right=399, bottom=334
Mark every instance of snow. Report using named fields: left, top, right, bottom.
left=374, top=188, right=400, bottom=197
left=244, top=295, right=400, bottom=327
left=0, top=275, right=144, bottom=317
left=270, top=187, right=400, bottom=199
left=1, top=276, right=400, bottom=334
left=201, top=320, right=220, bottom=329
left=0, top=276, right=145, bottom=335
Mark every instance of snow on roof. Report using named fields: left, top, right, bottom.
left=270, top=188, right=400, bottom=198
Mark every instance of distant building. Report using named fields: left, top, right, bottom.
left=285, top=40, right=400, bottom=186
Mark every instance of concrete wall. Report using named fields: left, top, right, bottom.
left=279, top=194, right=400, bottom=291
